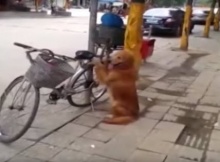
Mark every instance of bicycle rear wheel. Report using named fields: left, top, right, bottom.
left=0, top=76, right=40, bottom=143
left=67, top=67, right=106, bottom=107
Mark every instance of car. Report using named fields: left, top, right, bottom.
left=143, top=8, right=194, bottom=36
left=191, top=8, right=216, bottom=25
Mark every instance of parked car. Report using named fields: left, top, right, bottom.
left=143, top=8, right=194, bottom=36
left=191, top=8, right=216, bottom=25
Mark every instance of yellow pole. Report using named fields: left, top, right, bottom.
left=203, top=0, right=217, bottom=37
left=64, top=0, right=70, bottom=9
left=35, top=0, right=39, bottom=12
left=124, top=0, right=145, bottom=71
left=180, top=0, right=193, bottom=51
left=214, top=0, right=220, bottom=31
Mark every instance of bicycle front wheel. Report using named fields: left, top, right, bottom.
left=0, top=76, right=40, bottom=143
left=67, top=67, right=106, bottom=108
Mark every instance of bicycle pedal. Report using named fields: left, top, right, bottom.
left=47, top=99, right=57, bottom=105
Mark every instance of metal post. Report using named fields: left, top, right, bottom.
left=85, top=0, right=98, bottom=105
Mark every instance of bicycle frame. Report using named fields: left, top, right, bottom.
left=54, top=65, right=85, bottom=97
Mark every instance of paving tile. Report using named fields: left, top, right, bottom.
left=0, top=139, right=34, bottom=162
left=168, top=145, right=203, bottom=162
left=58, top=123, right=91, bottom=136
left=68, top=137, right=104, bottom=154
left=168, top=108, right=186, bottom=116
left=200, top=96, right=220, bottom=107
left=85, top=110, right=108, bottom=118
left=211, top=130, right=220, bottom=141
left=206, top=151, right=220, bottom=162
left=97, top=123, right=125, bottom=132
left=95, top=118, right=158, bottom=161
left=203, top=112, right=213, bottom=120
left=163, top=114, right=178, bottom=122
left=23, top=127, right=49, bottom=141
left=214, top=114, right=220, bottom=130
left=147, top=128, right=183, bottom=143
left=138, top=91, right=159, bottom=99
left=41, top=131, right=79, bottom=148
left=21, top=143, right=62, bottom=161
left=145, top=111, right=165, bottom=120
left=83, top=128, right=115, bottom=142
left=139, top=102, right=147, bottom=113
left=156, top=94, right=178, bottom=101
left=51, top=149, right=90, bottom=162
left=177, top=96, right=199, bottom=105
left=165, top=156, right=198, bottom=162
left=8, top=155, right=44, bottom=162
left=172, top=103, right=192, bottom=110
left=196, top=105, right=220, bottom=113
left=138, top=138, right=174, bottom=154
left=148, top=105, right=170, bottom=113
left=31, top=111, right=80, bottom=129
left=208, top=140, right=220, bottom=152
left=155, top=121, right=185, bottom=131
left=86, top=155, right=121, bottom=162
left=126, top=150, right=166, bottom=162
left=151, top=81, right=170, bottom=89
left=73, top=115, right=102, bottom=127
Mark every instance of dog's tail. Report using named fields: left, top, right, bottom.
left=103, top=116, right=136, bottom=125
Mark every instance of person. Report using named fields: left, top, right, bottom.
left=101, top=7, right=124, bottom=28
left=118, top=3, right=128, bottom=17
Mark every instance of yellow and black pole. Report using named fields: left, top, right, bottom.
left=180, top=0, right=193, bottom=51
left=203, top=0, right=217, bottom=37
left=213, top=0, right=220, bottom=31
left=124, top=0, right=146, bottom=71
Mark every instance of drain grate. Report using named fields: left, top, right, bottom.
left=176, top=111, right=218, bottom=150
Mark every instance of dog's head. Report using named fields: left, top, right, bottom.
left=108, top=50, right=134, bottom=70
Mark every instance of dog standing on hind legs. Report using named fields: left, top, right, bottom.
left=94, top=50, right=139, bottom=125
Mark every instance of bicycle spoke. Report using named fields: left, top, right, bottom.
left=0, top=76, right=39, bottom=143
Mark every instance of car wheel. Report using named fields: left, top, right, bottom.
left=190, top=24, right=194, bottom=34
left=174, top=26, right=182, bottom=37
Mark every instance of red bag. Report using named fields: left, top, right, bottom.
left=140, top=38, right=156, bottom=60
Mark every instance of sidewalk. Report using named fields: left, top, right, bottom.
left=1, top=31, right=220, bottom=162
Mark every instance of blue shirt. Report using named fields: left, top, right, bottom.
left=101, top=13, right=124, bottom=28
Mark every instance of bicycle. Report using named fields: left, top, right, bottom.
left=0, top=42, right=106, bottom=143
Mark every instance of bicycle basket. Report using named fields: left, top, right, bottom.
left=95, top=25, right=125, bottom=46
left=25, top=54, right=74, bottom=89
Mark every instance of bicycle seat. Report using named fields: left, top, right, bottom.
left=75, top=50, right=95, bottom=60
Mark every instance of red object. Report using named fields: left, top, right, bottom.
left=140, top=38, right=156, bottom=60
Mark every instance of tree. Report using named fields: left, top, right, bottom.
left=180, top=0, right=193, bottom=50
left=203, top=0, right=217, bottom=37
left=213, top=0, right=220, bottom=31
left=124, top=0, right=145, bottom=71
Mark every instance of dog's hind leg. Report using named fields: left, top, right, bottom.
left=103, top=105, right=136, bottom=125
left=103, top=116, right=136, bottom=125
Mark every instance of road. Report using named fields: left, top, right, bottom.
left=0, top=12, right=203, bottom=93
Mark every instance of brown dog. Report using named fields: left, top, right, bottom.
left=94, top=50, right=139, bottom=125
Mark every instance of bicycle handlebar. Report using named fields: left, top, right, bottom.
left=14, top=42, right=32, bottom=49
left=13, top=42, right=101, bottom=65
left=14, top=42, right=77, bottom=63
